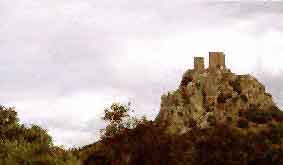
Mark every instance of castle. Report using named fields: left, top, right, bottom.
left=156, top=51, right=277, bottom=134
left=194, top=52, right=226, bottom=72
left=192, top=52, right=227, bottom=109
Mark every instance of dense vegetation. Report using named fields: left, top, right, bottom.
left=1, top=103, right=283, bottom=164
left=0, top=103, right=147, bottom=164
left=82, top=121, right=283, bottom=164
left=0, top=105, right=80, bottom=164
left=82, top=103, right=283, bottom=164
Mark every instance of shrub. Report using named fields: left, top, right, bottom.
left=268, top=106, right=283, bottom=122
left=207, top=115, right=216, bottom=126
left=237, top=118, right=249, bottom=128
left=232, top=96, right=239, bottom=103
left=188, top=118, right=197, bottom=128
left=180, top=75, right=193, bottom=87
left=240, top=94, right=248, bottom=103
left=177, top=111, right=184, bottom=117
left=226, top=116, right=233, bottom=123
left=217, top=93, right=226, bottom=104
left=229, top=79, right=241, bottom=94
left=245, top=111, right=272, bottom=124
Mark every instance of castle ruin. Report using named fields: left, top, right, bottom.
left=192, top=52, right=227, bottom=109
left=156, top=51, right=279, bottom=135
left=193, top=52, right=226, bottom=71
left=209, top=52, right=225, bottom=69
left=194, top=57, right=204, bottom=72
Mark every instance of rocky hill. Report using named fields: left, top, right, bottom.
left=81, top=52, right=283, bottom=164
left=156, top=52, right=280, bottom=135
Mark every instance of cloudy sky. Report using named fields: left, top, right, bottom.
left=1, top=1, right=283, bottom=148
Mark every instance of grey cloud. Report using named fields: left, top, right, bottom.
left=213, top=2, right=283, bottom=33
left=23, top=115, right=105, bottom=134
left=221, top=2, right=283, bottom=17
left=254, top=72, right=283, bottom=108
left=252, top=58, right=283, bottom=108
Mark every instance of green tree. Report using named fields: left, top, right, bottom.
left=0, top=105, right=81, bottom=164
left=100, top=102, right=147, bottom=139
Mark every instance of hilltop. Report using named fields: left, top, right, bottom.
left=156, top=52, right=281, bottom=135
left=81, top=52, right=283, bottom=164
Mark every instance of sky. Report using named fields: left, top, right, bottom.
left=1, top=1, right=283, bottom=148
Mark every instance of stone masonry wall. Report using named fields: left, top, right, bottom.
left=209, top=52, right=225, bottom=69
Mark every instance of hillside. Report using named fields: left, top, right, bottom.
left=80, top=52, right=283, bottom=164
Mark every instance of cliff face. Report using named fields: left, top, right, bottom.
left=155, top=61, right=279, bottom=135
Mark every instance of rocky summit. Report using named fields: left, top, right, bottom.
left=81, top=52, right=283, bottom=164
left=156, top=52, right=280, bottom=134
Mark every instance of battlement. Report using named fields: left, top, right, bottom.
left=194, top=57, right=204, bottom=72
left=209, top=52, right=225, bottom=69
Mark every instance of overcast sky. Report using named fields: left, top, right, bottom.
left=1, top=1, right=283, bottom=148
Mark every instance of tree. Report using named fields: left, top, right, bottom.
left=0, top=105, right=81, bottom=164
left=100, top=102, right=147, bottom=139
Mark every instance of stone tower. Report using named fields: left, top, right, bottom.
left=194, top=57, right=204, bottom=72
left=209, top=52, right=225, bottom=69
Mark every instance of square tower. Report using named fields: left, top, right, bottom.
left=209, top=52, right=225, bottom=69
left=194, top=57, right=204, bottom=72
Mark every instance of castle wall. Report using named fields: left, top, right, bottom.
left=194, top=57, right=204, bottom=72
left=209, top=52, right=225, bottom=69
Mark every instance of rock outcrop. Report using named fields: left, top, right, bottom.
left=155, top=52, right=280, bottom=134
